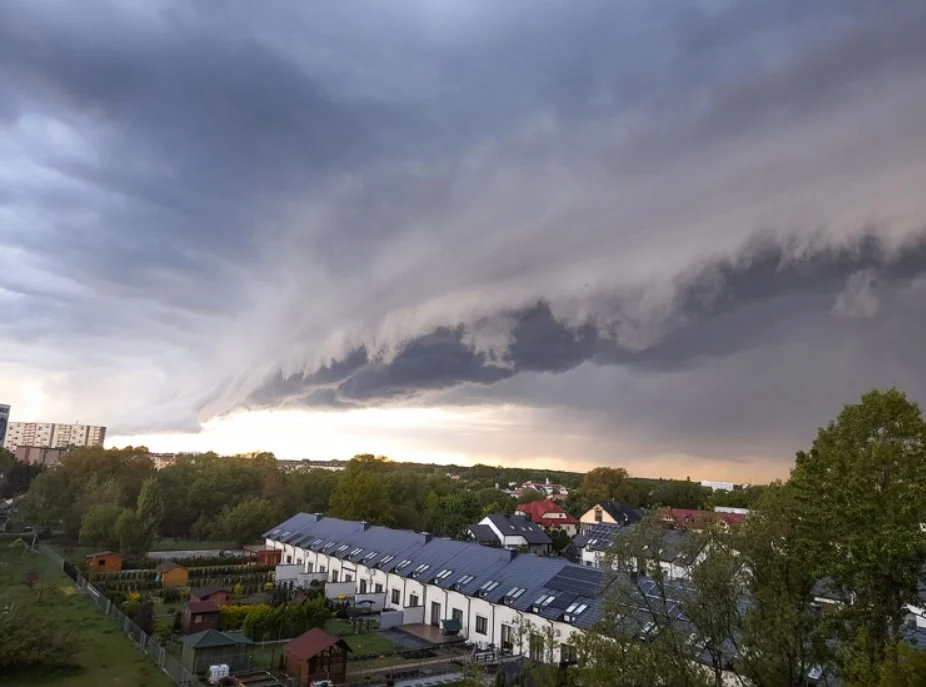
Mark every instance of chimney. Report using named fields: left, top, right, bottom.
left=506, top=549, right=519, bottom=561
left=360, top=521, right=370, bottom=531
left=421, top=532, right=433, bottom=544
left=312, top=513, right=324, bottom=522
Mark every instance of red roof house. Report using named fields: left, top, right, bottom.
left=654, top=508, right=746, bottom=530
left=516, top=500, right=580, bottom=535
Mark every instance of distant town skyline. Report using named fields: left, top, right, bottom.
left=4, top=2, right=926, bottom=481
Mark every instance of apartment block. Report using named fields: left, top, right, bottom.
left=4, top=421, right=106, bottom=452
left=0, top=404, right=9, bottom=449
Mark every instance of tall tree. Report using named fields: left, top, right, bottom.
left=789, top=388, right=926, bottom=682
left=135, top=477, right=165, bottom=541
left=115, top=509, right=151, bottom=557
left=213, top=498, right=277, bottom=547
left=328, top=472, right=392, bottom=525
left=78, top=504, right=126, bottom=550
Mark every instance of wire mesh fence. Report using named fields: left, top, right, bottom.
left=38, top=544, right=198, bottom=687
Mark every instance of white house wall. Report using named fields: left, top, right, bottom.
left=266, top=534, right=589, bottom=666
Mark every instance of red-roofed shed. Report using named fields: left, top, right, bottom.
left=283, top=628, right=351, bottom=686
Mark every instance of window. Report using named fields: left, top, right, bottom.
left=98, top=559, right=105, bottom=567
left=359, top=579, right=367, bottom=594
left=409, top=593, right=419, bottom=607
left=501, top=624, right=513, bottom=651
left=344, top=573, right=353, bottom=582
left=374, top=583, right=383, bottom=594
left=319, top=566, right=326, bottom=573
left=307, top=562, right=314, bottom=573
left=364, top=552, right=378, bottom=562
left=435, top=569, right=453, bottom=581
left=380, top=555, right=394, bottom=566
left=331, top=570, right=339, bottom=582
left=452, top=608, right=463, bottom=623
left=349, top=548, right=363, bottom=557
left=561, top=643, right=578, bottom=664
left=391, top=589, right=401, bottom=605
left=456, top=574, right=474, bottom=587
left=286, top=555, right=292, bottom=563
left=530, top=634, right=545, bottom=662
left=594, top=508, right=603, bottom=523
left=335, top=545, right=349, bottom=554
left=396, top=559, right=412, bottom=570
left=194, top=615, right=202, bottom=624
left=505, top=586, right=526, bottom=600
left=475, top=615, right=488, bottom=635
left=412, top=564, right=430, bottom=575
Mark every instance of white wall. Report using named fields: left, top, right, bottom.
left=325, top=581, right=356, bottom=600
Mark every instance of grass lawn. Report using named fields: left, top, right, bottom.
left=324, top=619, right=397, bottom=655
left=0, top=545, right=172, bottom=687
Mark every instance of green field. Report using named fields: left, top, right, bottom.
left=0, top=545, right=172, bottom=687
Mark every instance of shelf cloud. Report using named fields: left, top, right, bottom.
left=3, top=0, right=926, bottom=471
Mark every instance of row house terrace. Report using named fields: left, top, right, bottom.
left=263, top=513, right=606, bottom=664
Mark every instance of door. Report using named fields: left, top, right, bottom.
left=359, top=579, right=367, bottom=594
left=430, top=601, right=441, bottom=627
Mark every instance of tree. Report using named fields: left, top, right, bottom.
left=581, top=467, right=638, bottom=505
left=115, top=509, right=151, bottom=557
left=135, top=477, right=165, bottom=541
left=213, top=498, right=277, bottom=547
left=789, top=389, right=926, bottom=682
left=517, top=488, right=546, bottom=505
left=651, top=479, right=709, bottom=509
left=135, top=599, right=155, bottom=636
left=78, top=503, right=125, bottom=550
left=328, top=472, right=392, bottom=525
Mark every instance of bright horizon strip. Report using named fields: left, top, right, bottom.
left=107, top=406, right=790, bottom=482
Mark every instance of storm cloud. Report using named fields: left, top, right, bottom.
left=3, top=0, right=926, bottom=472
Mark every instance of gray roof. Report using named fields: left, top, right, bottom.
left=597, top=502, right=645, bottom=526
left=265, top=513, right=600, bottom=629
left=575, top=523, right=624, bottom=551
left=484, top=514, right=552, bottom=546
left=468, top=524, right=496, bottom=545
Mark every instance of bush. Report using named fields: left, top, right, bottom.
left=161, top=587, right=181, bottom=603
left=0, top=607, right=80, bottom=673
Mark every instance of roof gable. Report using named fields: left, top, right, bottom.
left=284, top=628, right=350, bottom=661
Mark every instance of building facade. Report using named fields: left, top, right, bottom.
left=265, top=514, right=599, bottom=665
left=4, top=421, right=106, bottom=452
left=14, top=446, right=65, bottom=468
left=0, top=404, right=9, bottom=449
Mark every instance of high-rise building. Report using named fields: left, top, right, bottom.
left=4, top=421, right=106, bottom=452
left=0, top=404, right=9, bottom=449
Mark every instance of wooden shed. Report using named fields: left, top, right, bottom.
left=190, top=585, right=232, bottom=607
left=155, top=561, right=189, bottom=588
left=180, top=629, right=254, bottom=674
left=85, top=551, right=123, bottom=572
left=183, top=600, right=221, bottom=634
left=283, top=628, right=351, bottom=686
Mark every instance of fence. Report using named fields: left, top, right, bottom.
left=37, top=544, right=198, bottom=687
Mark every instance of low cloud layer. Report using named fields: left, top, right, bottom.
left=3, top=1, right=926, bottom=472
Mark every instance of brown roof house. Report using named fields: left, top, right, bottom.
left=284, top=628, right=351, bottom=686
left=155, top=561, right=189, bottom=588
left=85, top=551, right=123, bottom=572
left=190, top=586, right=231, bottom=607
left=183, top=600, right=221, bottom=634
left=181, top=629, right=254, bottom=674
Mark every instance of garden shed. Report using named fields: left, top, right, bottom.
left=283, top=628, right=351, bottom=686
left=155, top=561, right=189, bottom=587
left=181, top=629, right=254, bottom=673
left=84, top=551, right=123, bottom=572
left=183, top=600, right=220, bottom=634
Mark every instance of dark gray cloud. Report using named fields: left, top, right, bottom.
left=3, top=0, right=926, bottom=472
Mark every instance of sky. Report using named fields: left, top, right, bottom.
left=3, top=1, right=926, bottom=482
